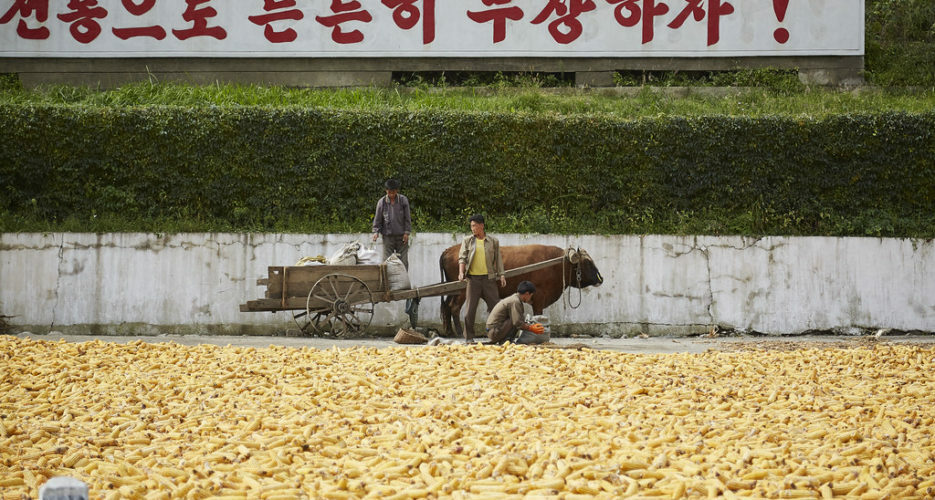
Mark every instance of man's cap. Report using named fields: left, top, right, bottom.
left=518, top=281, right=536, bottom=294
left=469, top=214, right=485, bottom=225
left=384, top=179, right=401, bottom=190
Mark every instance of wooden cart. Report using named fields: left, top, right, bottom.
left=240, top=250, right=580, bottom=336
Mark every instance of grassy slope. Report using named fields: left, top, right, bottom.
left=1, top=82, right=934, bottom=116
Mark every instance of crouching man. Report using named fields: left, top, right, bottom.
left=485, top=281, right=545, bottom=344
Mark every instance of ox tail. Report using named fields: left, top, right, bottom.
left=439, top=256, right=458, bottom=337
left=439, top=254, right=453, bottom=317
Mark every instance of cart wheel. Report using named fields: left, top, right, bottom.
left=306, top=274, right=375, bottom=337
left=291, top=309, right=330, bottom=336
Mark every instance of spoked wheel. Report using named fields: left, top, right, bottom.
left=291, top=309, right=330, bottom=336
left=306, top=274, right=375, bottom=337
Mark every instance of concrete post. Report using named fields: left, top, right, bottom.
left=575, top=70, right=616, bottom=87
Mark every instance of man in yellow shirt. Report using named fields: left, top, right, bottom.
left=457, top=214, right=506, bottom=342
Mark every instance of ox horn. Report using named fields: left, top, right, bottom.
left=565, top=247, right=581, bottom=264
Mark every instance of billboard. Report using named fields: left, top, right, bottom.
left=1, top=0, right=864, bottom=58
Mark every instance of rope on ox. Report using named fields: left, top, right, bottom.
left=562, top=247, right=583, bottom=310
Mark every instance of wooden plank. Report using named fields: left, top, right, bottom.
left=264, top=266, right=285, bottom=299
left=386, top=280, right=467, bottom=301
left=503, top=256, right=566, bottom=278
left=384, top=256, right=566, bottom=302
left=241, top=298, right=308, bottom=312
left=281, top=266, right=288, bottom=309
left=288, top=265, right=385, bottom=297
left=242, top=288, right=377, bottom=312
left=262, top=264, right=387, bottom=299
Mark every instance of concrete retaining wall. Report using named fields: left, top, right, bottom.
left=1, top=232, right=932, bottom=336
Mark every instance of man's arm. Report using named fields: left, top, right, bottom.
left=403, top=196, right=412, bottom=235
left=493, top=239, right=506, bottom=286
left=402, top=197, right=412, bottom=244
left=458, top=238, right=470, bottom=281
left=372, top=197, right=384, bottom=236
left=509, top=301, right=524, bottom=328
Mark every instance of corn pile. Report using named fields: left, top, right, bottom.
left=1, top=336, right=934, bottom=499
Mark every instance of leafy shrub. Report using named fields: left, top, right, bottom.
left=0, top=74, right=21, bottom=92
left=1, top=105, right=933, bottom=237
left=865, top=0, right=935, bottom=86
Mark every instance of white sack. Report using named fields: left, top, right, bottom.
left=516, top=315, right=551, bottom=344
left=385, top=253, right=411, bottom=290
left=328, top=242, right=360, bottom=265
left=357, top=247, right=381, bottom=265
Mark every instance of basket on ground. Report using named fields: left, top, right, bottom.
left=394, top=328, right=428, bottom=344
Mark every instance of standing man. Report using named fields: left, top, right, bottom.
left=458, top=214, right=506, bottom=342
left=486, top=281, right=542, bottom=344
left=371, top=178, right=412, bottom=269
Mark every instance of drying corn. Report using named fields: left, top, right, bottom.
left=1, top=336, right=933, bottom=499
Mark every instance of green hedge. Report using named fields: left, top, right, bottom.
left=865, top=0, right=935, bottom=86
left=2, top=105, right=934, bottom=236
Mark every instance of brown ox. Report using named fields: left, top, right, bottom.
left=438, top=244, right=603, bottom=337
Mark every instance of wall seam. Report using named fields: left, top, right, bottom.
left=51, top=235, right=65, bottom=330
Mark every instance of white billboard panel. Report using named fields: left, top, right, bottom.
left=0, top=0, right=864, bottom=58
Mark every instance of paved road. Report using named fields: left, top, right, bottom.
left=11, top=332, right=935, bottom=354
